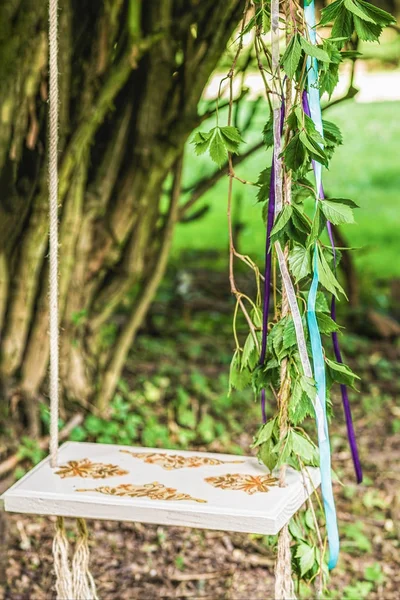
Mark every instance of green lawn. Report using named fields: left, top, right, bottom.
left=174, top=100, right=400, bottom=282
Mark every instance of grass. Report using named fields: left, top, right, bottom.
left=174, top=100, right=400, bottom=282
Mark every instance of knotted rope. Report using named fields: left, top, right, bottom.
left=48, top=0, right=97, bottom=597
left=270, top=0, right=296, bottom=596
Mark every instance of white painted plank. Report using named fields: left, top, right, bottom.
left=1, top=442, right=320, bottom=535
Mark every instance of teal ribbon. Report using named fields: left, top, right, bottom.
left=304, top=0, right=339, bottom=570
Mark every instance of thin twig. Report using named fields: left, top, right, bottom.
left=0, top=414, right=83, bottom=478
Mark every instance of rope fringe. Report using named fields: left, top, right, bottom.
left=53, top=517, right=98, bottom=600
left=53, top=517, right=73, bottom=599
left=72, top=519, right=99, bottom=600
left=275, top=524, right=297, bottom=600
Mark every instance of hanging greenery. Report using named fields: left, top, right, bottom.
left=193, top=0, right=395, bottom=593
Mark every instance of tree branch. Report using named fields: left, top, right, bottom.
left=179, top=141, right=263, bottom=219
left=96, top=156, right=184, bottom=414
left=322, top=84, right=359, bottom=112
left=0, top=413, right=83, bottom=478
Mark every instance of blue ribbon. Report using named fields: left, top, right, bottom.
left=304, top=0, right=339, bottom=570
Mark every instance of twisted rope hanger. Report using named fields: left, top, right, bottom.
left=48, top=1, right=97, bottom=596
left=49, top=0, right=59, bottom=469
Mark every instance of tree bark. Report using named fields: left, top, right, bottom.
left=0, top=0, right=245, bottom=426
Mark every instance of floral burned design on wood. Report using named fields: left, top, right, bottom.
left=77, top=482, right=207, bottom=503
left=55, top=459, right=128, bottom=479
left=120, top=450, right=244, bottom=470
left=205, top=473, right=278, bottom=495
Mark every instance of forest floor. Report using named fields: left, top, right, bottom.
left=2, top=263, right=400, bottom=599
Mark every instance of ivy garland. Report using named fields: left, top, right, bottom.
left=193, top=0, right=394, bottom=591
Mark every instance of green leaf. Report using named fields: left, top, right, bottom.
left=292, top=207, right=312, bottom=233
left=289, top=382, right=314, bottom=425
left=242, top=333, right=258, bottom=370
left=305, top=509, right=316, bottom=531
left=192, top=130, right=212, bottom=155
left=252, top=306, right=263, bottom=328
left=284, top=134, right=306, bottom=171
left=314, top=291, right=330, bottom=313
left=325, top=357, right=360, bottom=388
left=325, top=197, right=359, bottom=209
left=299, top=131, right=328, bottom=166
left=296, top=543, right=316, bottom=576
left=283, top=317, right=297, bottom=350
left=292, top=180, right=315, bottom=205
left=85, top=415, right=105, bottom=435
left=323, top=39, right=345, bottom=63
left=320, top=200, right=355, bottom=225
left=317, top=312, right=341, bottom=334
left=263, top=116, right=274, bottom=148
left=193, top=126, right=243, bottom=168
left=300, top=36, right=330, bottom=62
left=274, top=430, right=294, bottom=467
left=270, top=319, right=286, bottom=361
left=289, top=518, right=305, bottom=540
left=300, top=375, right=317, bottom=403
left=70, top=426, right=87, bottom=442
left=291, top=430, right=318, bottom=464
left=229, top=350, right=251, bottom=393
left=344, top=0, right=375, bottom=22
left=220, top=126, right=244, bottom=149
left=332, top=6, right=354, bottom=39
left=261, top=7, right=271, bottom=34
left=353, top=16, right=382, bottom=41
left=320, top=66, right=340, bottom=99
left=357, top=0, right=395, bottom=26
left=270, top=205, right=293, bottom=238
left=258, top=439, right=279, bottom=471
left=282, top=33, right=302, bottom=79
left=289, top=244, right=312, bottom=282
left=303, top=113, right=325, bottom=145
left=252, top=417, right=278, bottom=447
left=309, top=205, right=326, bottom=245
left=364, top=563, right=385, bottom=584
left=256, top=167, right=272, bottom=203
left=322, top=120, right=343, bottom=146
left=319, top=0, right=345, bottom=26
left=209, top=128, right=228, bottom=167
left=317, top=245, right=346, bottom=298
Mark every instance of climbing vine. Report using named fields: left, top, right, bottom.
left=193, top=0, right=395, bottom=593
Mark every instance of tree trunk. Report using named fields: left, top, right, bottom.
left=0, top=0, right=245, bottom=429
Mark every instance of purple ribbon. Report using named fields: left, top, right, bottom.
left=302, top=91, right=362, bottom=483
left=259, top=101, right=285, bottom=423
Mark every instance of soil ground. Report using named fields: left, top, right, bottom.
left=1, top=269, right=400, bottom=599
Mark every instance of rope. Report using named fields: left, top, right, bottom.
left=49, top=0, right=59, bottom=469
left=53, top=518, right=98, bottom=600
left=275, top=524, right=296, bottom=600
left=72, top=519, right=99, bottom=600
left=271, top=0, right=296, bottom=596
left=48, top=2, right=98, bottom=596
left=53, top=518, right=73, bottom=599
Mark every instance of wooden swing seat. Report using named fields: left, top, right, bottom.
left=1, top=442, right=320, bottom=534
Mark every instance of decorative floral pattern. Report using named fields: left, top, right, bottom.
left=55, top=459, right=128, bottom=479
left=120, top=450, right=244, bottom=470
left=77, top=482, right=207, bottom=503
left=205, top=473, right=278, bottom=495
